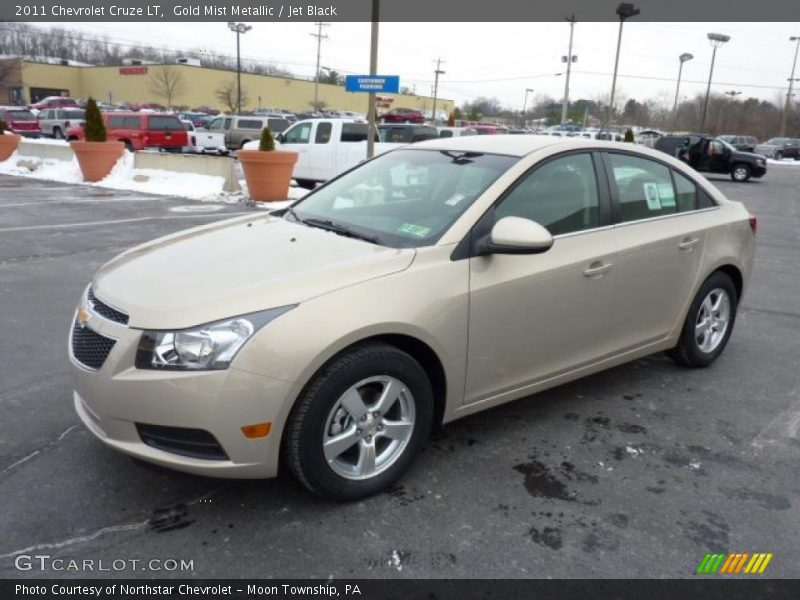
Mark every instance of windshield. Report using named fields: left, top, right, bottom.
left=717, top=139, right=737, bottom=152
left=765, top=138, right=787, bottom=145
left=287, top=149, right=517, bottom=248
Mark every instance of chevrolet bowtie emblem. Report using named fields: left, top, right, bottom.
left=77, top=305, right=90, bottom=329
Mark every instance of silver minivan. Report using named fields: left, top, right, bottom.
left=204, top=114, right=290, bottom=149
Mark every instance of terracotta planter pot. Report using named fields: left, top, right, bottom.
left=237, top=149, right=299, bottom=202
left=0, top=133, right=21, bottom=161
left=70, top=140, right=125, bottom=182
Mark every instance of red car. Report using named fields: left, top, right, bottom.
left=67, top=112, right=188, bottom=152
left=0, top=107, right=41, bottom=138
left=31, top=96, right=79, bottom=111
left=380, top=107, right=425, bottom=124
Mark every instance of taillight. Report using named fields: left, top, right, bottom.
left=748, top=215, right=757, bottom=235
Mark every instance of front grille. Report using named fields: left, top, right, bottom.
left=87, top=288, right=129, bottom=325
left=136, top=424, right=229, bottom=461
left=71, top=322, right=116, bottom=370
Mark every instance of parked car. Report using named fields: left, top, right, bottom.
left=378, top=124, right=439, bottom=143
left=718, top=135, right=758, bottom=153
left=754, top=137, right=800, bottom=160
left=31, top=96, right=79, bottom=111
left=380, top=107, right=425, bottom=124
left=243, top=118, right=398, bottom=188
left=635, top=129, right=664, bottom=148
left=655, top=135, right=767, bottom=182
left=66, top=112, right=188, bottom=152
left=465, top=125, right=509, bottom=135
left=436, top=126, right=478, bottom=138
left=70, top=135, right=756, bottom=500
left=178, top=112, right=209, bottom=128
left=180, top=119, right=228, bottom=154
left=38, top=108, right=85, bottom=139
left=203, top=114, right=291, bottom=149
left=0, top=107, right=41, bottom=138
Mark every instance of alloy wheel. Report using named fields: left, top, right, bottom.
left=322, top=376, right=415, bottom=481
left=695, top=288, right=731, bottom=353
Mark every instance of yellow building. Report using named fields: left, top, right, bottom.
left=0, top=59, right=453, bottom=117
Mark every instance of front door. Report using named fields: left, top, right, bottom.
left=465, top=152, right=617, bottom=404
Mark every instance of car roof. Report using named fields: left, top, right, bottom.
left=409, top=134, right=592, bottom=157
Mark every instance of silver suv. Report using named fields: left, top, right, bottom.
left=204, top=114, right=290, bottom=149
left=38, top=108, right=85, bottom=139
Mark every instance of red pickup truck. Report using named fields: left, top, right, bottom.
left=67, top=112, right=188, bottom=152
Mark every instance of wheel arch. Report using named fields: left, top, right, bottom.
left=714, top=263, right=743, bottom=301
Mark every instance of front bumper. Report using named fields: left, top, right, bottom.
left=69, top=307, right=295, bottom=479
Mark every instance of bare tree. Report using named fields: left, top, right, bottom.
left=148, top=65, right=186, bottom=110
left=215, top=79, right=249, bottom=114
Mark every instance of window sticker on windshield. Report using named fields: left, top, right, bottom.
left=398, top=223, right=432, bottom=238
left=658, top=183, right=676, bottom=208
left=643, top=182, right=661, bottom=210
left=445, top=193, right=467, bottom=206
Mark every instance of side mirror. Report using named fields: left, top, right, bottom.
left=275, top=133, right=285, bottom=143
left=479, top=216, right=554, bottom=255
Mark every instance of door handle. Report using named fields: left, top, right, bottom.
left=583, top=261, right=613, bottom=278
left=678, top=237, right=700, bottom=251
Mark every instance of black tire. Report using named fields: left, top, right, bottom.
left=730, top=163, right=751, bottom=182
left=240, top=140, right=251, bottom=149
left=123, top=140, right=135, bottom=153
left=53, top=127, right=64, bottom=140
left=285, top=343, right=434, bottom=500
left=775, top=150, right=783, bottom=161
left=294, top=179, right=317, bottom=190
left=667, top=271, right=738, bottom=368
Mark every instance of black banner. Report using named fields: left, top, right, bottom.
left=3, top=0, right=800, bottom=22
left=3, top=579, right=800, bottom=600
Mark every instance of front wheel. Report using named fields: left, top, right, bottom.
left=775, top=150, right=784, bottom=161
left=667, top=271, right=738, bottom=368
left=730, top=163, right=751, bottom=182
left=285, top=343, right=434, bottom=500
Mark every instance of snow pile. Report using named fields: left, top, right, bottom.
left=0, top=151, right=83, bottom=183
left=767, top=158, right=800, bottom=166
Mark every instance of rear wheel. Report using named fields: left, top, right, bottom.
left=285, top=343, right=434, bottom=500
left=123, top=140, right=135, bottom=153
left=730, top=163, right=751, bottom=182
left=775, top=150, right=784, bottom=160
left=53, top=127, right=64, bottom=139
left=667, top=271, right=738, bottom=368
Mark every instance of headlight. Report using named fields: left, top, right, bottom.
left=135, top=306, right=295, bottom=370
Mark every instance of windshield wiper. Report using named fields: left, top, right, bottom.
left=300, top=217, right=381, bottom=245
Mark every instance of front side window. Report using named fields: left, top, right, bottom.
left=289, top=149, right=516, bottom=248
left=494, top=153, right=601, bottom=236
left=283, top=122, right=312, bottom=144
left=609, top=153, right=676, bottom=222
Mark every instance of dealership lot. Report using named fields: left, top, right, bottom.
left=0, top=168, right=799, bottom=578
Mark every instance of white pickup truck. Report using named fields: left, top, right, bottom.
left=243, top=119, right=401, bottom=188
left=181, top=120, right=228, bottom=154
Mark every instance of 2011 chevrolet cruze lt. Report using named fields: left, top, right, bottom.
left=70, top=136, right=755, bottom=500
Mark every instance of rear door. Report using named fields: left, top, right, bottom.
left=604, top=151, right=712, bottom=351
left=465, top=151, right=618, bottom=404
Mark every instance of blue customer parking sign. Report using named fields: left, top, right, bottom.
left=345, top=75, right=400, bottom=93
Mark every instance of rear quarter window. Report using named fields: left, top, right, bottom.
left=236, top=119, right=263, bottom=129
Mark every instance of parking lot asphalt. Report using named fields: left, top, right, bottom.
left=1, top=168, right=799, bottom=579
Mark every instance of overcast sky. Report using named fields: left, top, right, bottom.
left=51, top=21, right=800, bottom=109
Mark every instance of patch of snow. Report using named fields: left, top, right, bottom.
left=767, top=158, right=800, bottom=166
left=688, top=460, right=702, bottom=470
left=389, top=550, right=403, bottom=572
left=19, top=137, right=72, bottom=147
left=625, top=445, right=643, bottom=457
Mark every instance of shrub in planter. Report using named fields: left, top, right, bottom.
left=70, top=97, right=125, bottom=182
left=624, top=128, right=635, bottom=143
left=0, top=119, right=22, bottom=162
left=237, top=127, right=299, bottom=202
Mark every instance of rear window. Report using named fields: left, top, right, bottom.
left=148, top=116, right=183, bottom=131
left=6, top=110, right=35, bottom=120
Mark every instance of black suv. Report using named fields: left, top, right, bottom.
left=654, top=134, right=767, bottom=182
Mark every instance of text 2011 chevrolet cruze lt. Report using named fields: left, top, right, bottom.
left=70, top=136, right=755, bottom=499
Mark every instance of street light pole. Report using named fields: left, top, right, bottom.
left=700, top=32, right=730, bottom=134
left=671, top=52, right=693, bottom=132
left=366, top=0, right=379, bottom=159
left=561, top=14, right=577, bottom=125
left=603, top=3, right=639, bottom=135
left=431, top=58, right=446, bottom=125
left=227, top=22, right=252, bottom=114
left=780, top=36, right=800, bottom=137
left=311, top=21, right=330, bottom=111
left=522, top=88, right=534, bottom=128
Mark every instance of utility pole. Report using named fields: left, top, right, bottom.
left=700, top=32, right=730, bottom=134
left=603, top=3, right=639, bottom=135
left=228, top=22, right=252, bottom=114
left=311, top=21, right=330, bottom=111
left=366, top=0, right=379, bottom=159
left=431, top=58, right=445, bottom=125
left=780, top=36, right=800, bottom=137
left=561, top=15, right=577, bottom=125
left=671, top=53, right=693, bottom=132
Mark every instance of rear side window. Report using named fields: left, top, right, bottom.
left=439, top=129, right=453, bottom=138
left=64, top=110, right=84, bottom=119
left=673, top=171, right=699, bottom=212
left=608, top=153, right=677, bottom=222
left=149, top=116, right=183, bottom=131
left=341, top=123, right=376, bottom=142
left=123, top=116, right=142, bottom=128
left=315, top=122, right=332, bottom=144
left=107, top=115, right=126, bottom=127
left=237, top=119, right=263, bottom=130
left=495, top=153, right=601, bottom=236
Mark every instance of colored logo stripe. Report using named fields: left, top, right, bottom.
left=696, top=553, right=773, bottom=574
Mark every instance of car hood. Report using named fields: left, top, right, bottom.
left=731, top=149, right=766, bottom=161
left=92, top=214, right=415, bottom=329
